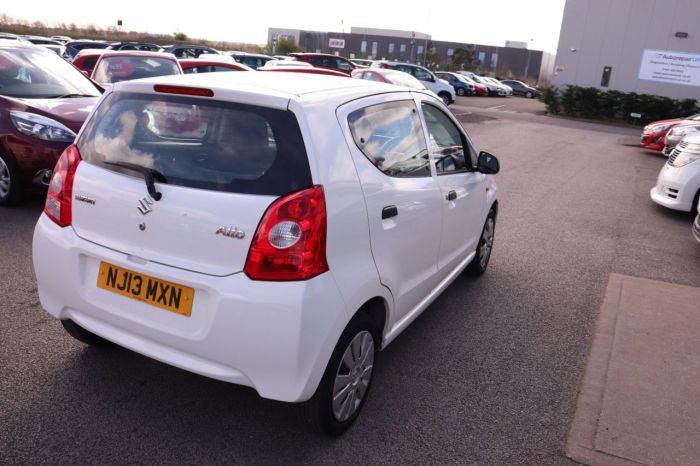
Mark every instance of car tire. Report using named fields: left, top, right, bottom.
left=297, top=314, right=377, bottom=436
left=456, top=87, right=466, bottom=96
left=61, top=319, right=113, bottom=347
left=438, top=92, right=452, bottom=106
left=467, top=209, right=496, bottom=276
left=0, top=152, right=22, bottom=207
left=525, top=91, right=533, bottom=99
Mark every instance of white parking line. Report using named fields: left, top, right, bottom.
left=488, top=105, right=506, bottom=110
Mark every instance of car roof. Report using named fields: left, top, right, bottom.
left=98, top=50, right=177, bottom=60
left=0, top=40, right=44, bottom=50
left=290, top=52, right=348, bottom=59
left=166, top=44, right=216, bottom=49
left=111, top=71, right=424, bottom=109
left=74, top=48, right=109, bottom=57
left=179, top=59, right=253, bottom=70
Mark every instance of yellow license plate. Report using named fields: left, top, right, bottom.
left=97, top=262, right=194, bottom=317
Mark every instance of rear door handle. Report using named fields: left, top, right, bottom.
left=382, top=205, right=398, bottom=219
left=446, top=190, right=457, bottom=201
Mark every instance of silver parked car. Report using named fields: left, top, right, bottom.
left=663, top=121, right=700, bottom=156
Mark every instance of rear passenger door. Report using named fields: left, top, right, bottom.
left=337, top=94, right=443, bottom=324
left=415, top=94, right=487, bottom=273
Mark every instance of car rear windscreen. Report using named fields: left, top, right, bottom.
left=93, top=57, right=181, bottom=83
left=77, top=92, right=312, bottom=196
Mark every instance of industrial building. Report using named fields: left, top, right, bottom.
left=552, top=0, right=700, bottom=99
left=268, top=27, right=555, bottom=85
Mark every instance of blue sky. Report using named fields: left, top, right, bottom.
left=2, top=0, right=567, bottom=53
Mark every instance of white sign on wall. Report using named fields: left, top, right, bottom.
left=329, top=38, right=345, bottom=49
left=638, top=49, right=700, bottom=87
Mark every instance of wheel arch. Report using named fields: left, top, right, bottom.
left=351, top=296, right=389, bottom=349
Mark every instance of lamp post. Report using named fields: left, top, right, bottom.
left=410, top=32, right=415, bottom=63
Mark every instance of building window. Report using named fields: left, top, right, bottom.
left=490, top=52, right=498, bottom=72
left=371, top=41, right=378, bottom=58
left=388, top=43, right=395, bottom=54
left=478, top=51, right=486, bottom=65
left=447, top=48, right=454, bottom=57
left=360, top=41, right=367, bottom=54
left=417, top=45, right=424, bottom=56
left=400, top=43, right=406, bottom=54
left=601, top=66, right=612, bottom=87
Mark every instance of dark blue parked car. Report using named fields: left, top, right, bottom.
left=435, top=72, right=475, bottom=96
left=62, top=40, right=110, bottom=61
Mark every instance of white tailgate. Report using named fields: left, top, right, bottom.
left=71, top=162, right=274, bottom=276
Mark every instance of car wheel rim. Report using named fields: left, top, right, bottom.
left=479, top=218, right=495, bottom=268
left=0, top=157, right=10, bottom=198
left=332, top=330, right=374, bottom=423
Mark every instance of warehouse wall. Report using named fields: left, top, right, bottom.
left=552, top=0, right=700, bottom=99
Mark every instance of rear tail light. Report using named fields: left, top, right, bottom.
left=245, top=186, right=328, bottom=281
left=44, top=144, right=81, bottom=227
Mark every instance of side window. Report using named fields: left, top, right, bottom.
left=421, top=103, right=471, bottom=174
left=348, top=100, right=430, bottom=178
left=336, top=58, right=353, bottom=71
left=363, top=71, right=381, bottom=82
left=213, top=66, right=238, bottom=72
left=414, top=68, right=433, bottom=82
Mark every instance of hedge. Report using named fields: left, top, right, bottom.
left=541, top=85, right=699, bottom=125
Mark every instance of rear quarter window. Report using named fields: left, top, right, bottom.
left=77, top=92, right=312, bottom=196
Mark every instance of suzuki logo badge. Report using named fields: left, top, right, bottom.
left=138, top=195, right=155, bottom=215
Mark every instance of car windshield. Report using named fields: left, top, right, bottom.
left=93, top=56, right=180, bottom=84
left=0, top=47, right=101, bottom=98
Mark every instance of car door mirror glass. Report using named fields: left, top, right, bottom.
left=477, top=151, right=500, bottom=174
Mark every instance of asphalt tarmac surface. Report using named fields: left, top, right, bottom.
left=2, top=97, right=699, bottom=465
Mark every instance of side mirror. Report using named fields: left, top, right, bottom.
left=477, top=151, right=500, bottom=174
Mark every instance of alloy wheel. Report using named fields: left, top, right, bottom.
left=479, top=217, right=495, bottom=268
left=332, top=330, right=375, bottom=422
left=0, top=157, right=11, bottom=198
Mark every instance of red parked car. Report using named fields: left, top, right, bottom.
left=460, top=74, right=488, bottom=96
left=91, top=51, right=182, bottom=87
left=179, top=58, right=253, bottom=74
left=72, top=49, right=106, bottom=75
left=288, top=53, right=356, bottom=76
left=641, top=114, right=700, bottom=151
left=0, top=42, right=101, bottom=205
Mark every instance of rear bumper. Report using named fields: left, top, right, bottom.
left=32, top=214, right=349, bottom=402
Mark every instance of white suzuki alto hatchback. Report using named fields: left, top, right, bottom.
left=33, top=72, right=500, bottom=435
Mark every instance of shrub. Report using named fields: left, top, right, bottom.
left=541, top=86, right=560, bottom=114
left=560, top=85, right=579, bottom=116
left=540, top=85, right=698, bottom=124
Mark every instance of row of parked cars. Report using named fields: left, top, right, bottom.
left=2, top=35, right=504, bottom=436
left=4, top=31, right=541, bottom=102
left=641, top=114, right=700, bottom=243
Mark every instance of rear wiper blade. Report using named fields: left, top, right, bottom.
left=103, top=161, right=166, bottom=201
